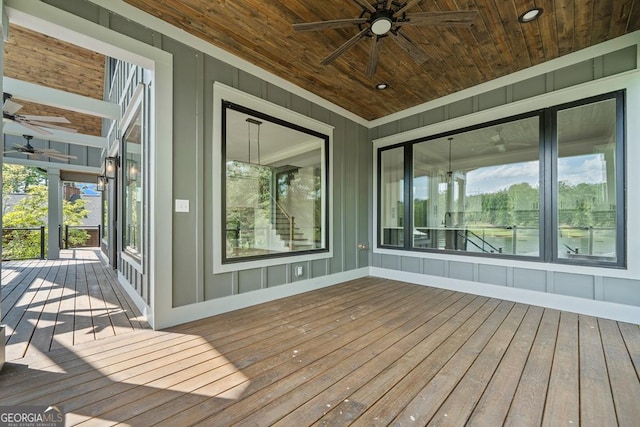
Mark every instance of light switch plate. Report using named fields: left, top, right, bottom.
left=175, top=199, right=190, bottom=213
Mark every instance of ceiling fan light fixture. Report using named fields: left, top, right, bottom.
left=518, top=7, right=543, bottom=23
left=370, top=13, right=392, bottom=35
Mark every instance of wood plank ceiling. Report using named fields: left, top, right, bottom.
left=121, top=0, right=640, bottom=120
left=3, top=24, right=105, bottom=136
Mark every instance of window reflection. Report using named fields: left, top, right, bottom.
left=223, top=105, right=328, bottom=261
left=411, top=117, right=540, bottom=256
left=380, top=147, right=404, bottom=246
left=557, top=98, right=618, bottom=261
left=123, top=106, right=143, bottom=257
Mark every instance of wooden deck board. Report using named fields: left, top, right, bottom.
left=466, top=305, right=544, bottom=426
left=1, top=277, right=639, bottom=426
left=1, top=249, right=149, bottom=360
left=4, top=261, right=59, bottom=360
left=151, top=283, right=440, bottom=426
left=579, top=314, right=618, bottom=426
left=504, top=308, right=560, bottom=426
left=23, top=260, right=69, bottom=359
left=427, top=303, right=529, bottom=426
left=389, top=300, right=514, bottom=426
left=599, top=318, right=640, bottom=426
left=542, top=311, right=580, bottom=426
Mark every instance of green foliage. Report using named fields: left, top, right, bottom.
left=2, top=164, right=47, bottom=194
left=457, top=181, right=613, bottom=228
left=558, top=181, right=614, bottom=227
left=3, top=184, right=90, bottom=259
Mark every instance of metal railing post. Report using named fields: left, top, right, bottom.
left=40, top=226, right=45, bottom=259
left=289, top=216, right=295, bottom=250
left=65, top=225, right=69, bottom=249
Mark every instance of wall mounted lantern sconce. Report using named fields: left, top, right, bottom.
left=96, top=175, right=107, bottom=192
left=104, top=156, right=119, bottom=179
left=127, top=160, right=139, bottom=182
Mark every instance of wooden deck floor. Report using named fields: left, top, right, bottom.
left=1, top=277, right=639, bottom=426
left=1, top=249, right=149, bottom=361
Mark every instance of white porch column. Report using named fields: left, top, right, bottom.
left=47, top=168, right=62, bottom=259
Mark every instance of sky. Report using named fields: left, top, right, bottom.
left=465, top=153, right=606, bottom=195
left=413, top=153, right=607, bottom=197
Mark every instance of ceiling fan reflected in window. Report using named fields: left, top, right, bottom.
left=292, top=0, right=478, bottom=77
left=3, top=92, right=77, bottom=135
left=3, top=134, right=78, bottom=161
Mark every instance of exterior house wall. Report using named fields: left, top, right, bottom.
left=369, top=42, right=640, bottom=318
left=30, top=0, right=639, bottom=326
left=43, top=0, right=370, bottom=316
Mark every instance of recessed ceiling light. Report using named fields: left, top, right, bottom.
left=518, top=7, right=543, bottom=23
left=376, top=83, right=388, bottom=90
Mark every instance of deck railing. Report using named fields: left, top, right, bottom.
left=2, top=226, right=46, bottom=260
left=62, top=225, right=102, bottom=249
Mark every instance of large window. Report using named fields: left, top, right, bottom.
left=554, top=96, right=623, bottom=264
left=222, top=102, right=329, bottom=263
left=378, top=91, right=625, bottom=267
left=122, top=102, right=143, bottom=259
left=379, top=147, right=405, bottom=247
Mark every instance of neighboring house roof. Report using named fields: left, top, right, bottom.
left=82, top=196, right=102, bottom=227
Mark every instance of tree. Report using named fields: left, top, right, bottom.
left=2, top=164, right=47, bottom=193
left=2, top=164, right=47, bottom=215
left=3, top=184, right=89, bottom=259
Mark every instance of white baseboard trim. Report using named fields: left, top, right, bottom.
left=157, top=267, right=370, bottom=329
left=369, top=267, right=640, bottom=324
left=117, top=271, right=154, bottom=328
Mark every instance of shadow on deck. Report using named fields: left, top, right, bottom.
left=1, top=248, right=149, bottom=361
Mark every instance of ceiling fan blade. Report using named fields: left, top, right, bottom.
left=26, top=121, right=78, bottom=133
left=40, top=152, right=78, bottom=161
left=3, top=98, right=23, bottom=115
left=17, top=121, right=53, bottom=135
left=385, top=0, right=394, bottom=9
left=19, top=115, right=71, bottom=124
left=389, top=31, right=429, bottom=64
left=366, top=36, right=383, bottom=78
left=350, top=0, right=376, bottom=13
left=404, top=10, right=479, bottom=26
left=37, top=148, right=78, bottom=159
left=293, top=18, right=367, bottom=32
left=394, top=0, right=424, bottom=17
left=320, top=27, right=369, bottom=66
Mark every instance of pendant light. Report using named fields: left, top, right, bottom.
left=246, top=118, right=262, bottom=165
left=446, top=137, right=454, bottom=183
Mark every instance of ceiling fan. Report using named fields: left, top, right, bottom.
left=3, top=93, right=77, bottom=135
left=292, top=0, right=478, bottom=77
left=3, top=134, right=78, bottom=161
left=475, top=127, right=531, bottom=153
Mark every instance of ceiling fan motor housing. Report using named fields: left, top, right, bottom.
left=370, top=10, right=393, bottom=35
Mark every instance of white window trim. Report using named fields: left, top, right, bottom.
left=373, top=70, right=639, bottom=279
left=212, top=82, right=334, bottom=274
